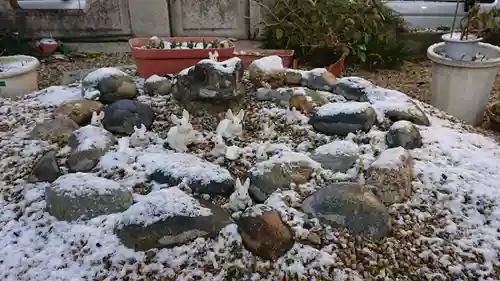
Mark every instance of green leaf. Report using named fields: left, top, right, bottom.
left=358, top=52, right=367, bottom=62
left=358, top=44, right=367, bottom=51
left=275, top=28, right=284, bottom=40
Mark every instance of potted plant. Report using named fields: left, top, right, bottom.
left=129, top=36, right=236, bottom=78
left=427, top=3, right=500, bottom=125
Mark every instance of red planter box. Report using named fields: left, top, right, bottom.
left=129, top=37, right=236, bottom=78
left=235, top=49, right=295, bottom=69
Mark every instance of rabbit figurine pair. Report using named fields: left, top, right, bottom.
left=167, top=109, right=196, bottom=152
left=130, top=124, right=150, bottom=148
left=216, top=109, right=245, bottom=138
left=228, top=178, right=252, bottom=212
left=210, top=133, right=241, bottom=160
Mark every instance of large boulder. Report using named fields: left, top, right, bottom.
left=365, top=147, right=414, bottom=205
left=29, top=117, right=79, bottom=143
left=385, top=120, right=423, bottom=150
left=172, top=58, right=244, bottom=102
left=45, top=173, right=133, bottom=221
left=137, top=152, right=234, bottom=197
left=81, top=67, right=137, bottom=104
left=116, top=187, right=232, bottom=251
left=300, top=68, right=337, bottom=91
left=248, top=56, right=286, bottom=88
left=311, top=140, right=359, bottom=173
left=301, top=182, right=391, bottom=240
left=67, top=125, right=116, bottom=172
left=102, top=99, right=155, bottom=135
left=247, top=151, right=320, bottom=202
left=309, top=102, right=377, bottom=136
left=237, top=206, right=294, bottom=260
left=54, top=100, right=104, bottom=125
left=331, top=76, right=374, bottom=101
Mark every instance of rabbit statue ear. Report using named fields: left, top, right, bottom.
left=171, top=114, right=179, bottom=124
left=235, top=178, right=242, bottom=187
left=140, top=123, right=146, bottom=131
left=243, top=178, right=250, bottom=188
left=182, top=109, right=190, bottom=120
left=237, top=109, right=245, bottom=119
left=92, top=111, right=98, bottom=118
left=226, top=109, right=234, bottom=120
left=133, top=125, right=139, bottom=131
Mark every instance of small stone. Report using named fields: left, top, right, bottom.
left=248, top=152, right=320, bottom=202
left=385, top=120, right=423, bottom=150
left=290, top=93, right=314, bottom=113
left=331, top=76, right=374, bottom=101
left=28, top=151, right=61, bottom=183
left=143, top=75, right=173, bottom=96
left=97, top=75, right=137, bottom=104
left=29, top=117, right=79, bottom=143
left=54, top=100, right=104, bottom=125
left=45, top=173, right=133, bottom=221
left=254, top=87, right=292, bottom=102
left=67, top=125, right=116, bottom=172
left=301, top=182, right=391, bottom=240
left=302, top=68, right=337, bottom=91
left=237, top=209, right=294, bottom=260
left=248, top=56, right=286, bottom=88
left=102, top=99, right=155, bottom=135
left=137, top=152, right=235, bottom=197
left=284, top=69, right=302, bottom=85
left=304, top=88, right=333, bottom=105
left=365, top=147, right=414, bottom=205
left=311, top=140, right=359, bottom=173
left=172, top=58, right=244, bottom=102
left=306, top=232, right=322, bottom=245
left=116, top=188, right=232, bottom=251
left=309, top=102, right=377, bottom=136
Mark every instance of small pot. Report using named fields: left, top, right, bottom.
left=441, top=32, right=483, bottom=61
left=486, top=102, right=500, bottom=132
left=37, top=38, right=59, bottom=54
left=327, top=52, right=347, bottom=77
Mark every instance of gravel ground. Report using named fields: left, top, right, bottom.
left=37, top=53, right=500, bottom=140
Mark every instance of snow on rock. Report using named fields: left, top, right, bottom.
left=45, top=173, right=133, bottom=221
left=82, top=67, right=128, bottom=84
left=250, top=55, right=284, bottom=72
left=312, top=140, right=359, bottom=173
left=198, top=57, right=242, bottom=74
left=136, top=152, right=234, bottom=196
left=25, top=85, right=83, bottom=106
left=145, top=74, right=168, bottom=83
left=316, top=101, right=373, bottom=117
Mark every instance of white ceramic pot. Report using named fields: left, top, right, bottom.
left=0, top=55, right=40, bottom=99
left=441, top=32, right=483, bottom=61
left=427, top=42, right=500, bottom=125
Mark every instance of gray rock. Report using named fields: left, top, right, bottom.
left=365, top=147, right=414, bottom=205
left=248, top=152, right=320, bottom=202
left=60, top=65, right=136, bottom=85
left=284, top=70, right=303, bottom=85
left=29, top=117, right=79, bottom=143
left=97, top=75, right=138, bottom=104
left=102, top=99, right=155, bottom=135
left=301, top=68, right=337, bottom=91
left=331, top=76, right=374, bottom=101
left=311, top=140, right=359, bottom=173
left=248, top=56, right=286, bottom=88
left=303, top=88, right=334, bottom=105
left=143, top=75, right=173, bottom=96
left=28, top=151, right=61, bottom=183
left=80, top=67, right=132, bottom=101
left=116, top=188, right=232, bottom=251
left=309, top=102, right=377, bottom=136
left=385, top=120, right=423, bottom=149
left=46, top=173, right=133, bottom=221
left=172, top=58, right=244, bottom=102
left=137, top=153, right=234, bottom=197
left=67, top=125, right=115, bottom=172
left=301, top=182, right=391, bottom=240
left=237, top=207, right=294, bottom=260
left=254, top=88, right=292, bottom=102
left=364, top=87, right=430, bottom=126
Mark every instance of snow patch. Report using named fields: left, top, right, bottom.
left=316, top=102, right=372, bottom=116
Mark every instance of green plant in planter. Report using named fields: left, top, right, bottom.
left=459, top=3, right=500, bottom=40
left=187, top=40, right=195, bottom=49
left=170, top=40, right=178, bottom=49
left=211, top=40, right=219, bottom=49
left=259, top=0, right=408, bottom=68
left=202, top=39, right=209, bottom=49
left=491, top=101, right=500, bottom=116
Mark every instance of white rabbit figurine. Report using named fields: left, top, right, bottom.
left=117, top=137, right=136, bottom=163
left=130, top=123, right=150, bottom=148
left=211, top=133, right=227, bottom=157
left=255, top=142, right=270, bottom=161
left=90, top=111, right=104, bottom=127
left=208, top=50, right=219, bottom=62
left=260, top=120, right=276, bottom=139
left=225, top=145, right=240, bottom=160
left=228, top=178, right=252, bottom=212
left=216, top=109, right=245, bottom=138
left=167, top=109, right=196, bottom=152
left=286, top=107, right=308, bottom=124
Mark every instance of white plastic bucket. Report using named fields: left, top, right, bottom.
left=0, top=55, right=40, bottom=99
left=441, top=32, right=483, bottom=62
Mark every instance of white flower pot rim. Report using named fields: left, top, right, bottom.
left=427, top=42, right=500, bottom=68
left=441, top=32, right=483, bottom=43
left=0, top=55, right=40, bottom=79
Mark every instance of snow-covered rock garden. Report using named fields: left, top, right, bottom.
left=0, top=55, right=498, bottom=281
